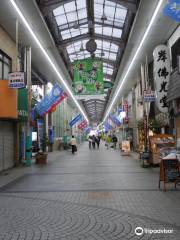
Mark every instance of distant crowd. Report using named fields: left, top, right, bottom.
left=88, top=134, right=118, bottom=150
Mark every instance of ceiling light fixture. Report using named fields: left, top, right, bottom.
left=73, top=21, right=79, bottom=29
left=10, top=0, right=89, bottom=123
left=101, top=12, right=107, bottom=21
left=103, top=0, right=164, bottom=122
left=80, top=42, right=84, bottom=51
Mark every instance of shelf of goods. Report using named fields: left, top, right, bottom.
left=149, top=134, right=175, bottom=165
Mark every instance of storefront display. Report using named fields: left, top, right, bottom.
left=149, top=134, right=175, bottom=165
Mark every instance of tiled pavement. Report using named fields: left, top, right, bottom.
left=0, top=143, right=180, bottom=239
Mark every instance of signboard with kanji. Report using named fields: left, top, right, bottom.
left=153, top=45, right=170, bottom=113
left=143, top=90, right=156, bottom=102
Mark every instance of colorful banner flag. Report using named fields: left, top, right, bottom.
left=69, top=114, right=82, bottom=127
left=109, top=114, right=121, bottom=126
left=84, top=127, right=91, bottom=134
left=163, top=0, right=180, bottom=22
left=35, top=83, right=67, bottom=116
left=73, top=58, right=104, bottom=96
left=104, top=122, right=113, bottom=131
left=78, top=120, right=88, bottom=130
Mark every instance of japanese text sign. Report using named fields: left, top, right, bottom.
left=9, top=72, right=25, bottom=88
left=153, top=45, right=170, bottom=113
left=143, top=90, right=156, bottom=102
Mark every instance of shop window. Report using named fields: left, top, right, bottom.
left=0, top=50, right=12, bottom=79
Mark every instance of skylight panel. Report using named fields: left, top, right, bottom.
left=78, top=8, right=87, bottom=19
left=109, top=52, right=117, bottom=60
left=64, top=1, right=76, bottom=13
left=112, top=28, right=122, bottom=38
left=53, top=6, right=64, bottom=16
left=103, top=27, right=113, bottom=36
left=55, top=15, right=67, bottom=26
left=66, top=12, right=77, bottom=22
left=76, top=0, right=86, bottom=9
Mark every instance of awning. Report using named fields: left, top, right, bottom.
left=167, top=70, right=180, bottom=102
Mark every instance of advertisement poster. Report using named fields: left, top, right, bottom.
left=122, top=140, right=130, bottom=153
left=73, top=58, right=104, bottom=96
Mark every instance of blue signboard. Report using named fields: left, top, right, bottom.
left=35, top=83, right=64, bottom=116
left=69, top=114, right=82, bottom=127
left=163, top=0, right=180, bottom=22
left=84, top=127, right=91, bottom=134
left=109, top=114, right=121, bottom=126
left=104, top=122, right=113, bottom=131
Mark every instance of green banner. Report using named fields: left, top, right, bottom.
left=104, top=81, right=113, bottom=89
left=18, top=88, right=28, bottom=121
left=73, top=58, right=104, bottom=95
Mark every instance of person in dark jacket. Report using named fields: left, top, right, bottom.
left=92, top=135, right=96, bottom=149
left=112, top=134, right=118, bottom=149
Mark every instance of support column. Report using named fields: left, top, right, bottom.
left=25, top=46, right=32, bottom=166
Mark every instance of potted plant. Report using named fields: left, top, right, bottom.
left=35, top=134, right=49, bottom=164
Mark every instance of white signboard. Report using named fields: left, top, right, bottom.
left=153, top=45, right=170, bottom=113
left=143, top=90, right=156, bottom=102
left=9, top=72, right=25, bottom=88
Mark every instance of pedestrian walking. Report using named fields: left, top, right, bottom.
left=96, top=135, right=101, bottom=149
left=70, top=135, right=77, bottom=154
left=105, top=135, right=111, bottom=150
left=88, top=135, right=92, bottom=149
left=112, top=134, right=118, bottom=149
left=92, top=135, right=96, bottom=149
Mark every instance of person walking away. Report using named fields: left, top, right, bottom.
left=70, top=135, right=77, bottom=154
left=105, top=135, right=111, bottom=149
left=92, top=135, right=96, bottom=149
left=112, top=134, right=118, bottom=149
left=95, top=135, right=100, bottom=149
left=88, top=135, right=92, bottom=149
left=97, top=135, right=101, bottom=149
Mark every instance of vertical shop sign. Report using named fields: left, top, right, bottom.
left=18, top=88, right=28, bottom=121
left=153, top=45, right=170, bottom=113
left=123, top=100, right=128, bottom=122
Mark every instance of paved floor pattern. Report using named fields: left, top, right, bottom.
left=0, top=143, right=180, bottom=239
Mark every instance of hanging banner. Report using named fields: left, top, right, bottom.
left=37, top=119, right=44, bottom=151
left=9, top=72, right=25, bottom=88
left=104, top=122, right=113, bottom=131
left=123, top=100, right=128, bottom=122
left=69, top=114, right=82, bottom=127
left=84, top=127, right=91, bottom=134
left=73, top=58, right=104, bottom=97
left=35, top=83, right=67, bottom=116
left=18, top=88, right=28, bottom=121
left=78, top=120, right=88, bottom=130
left=163, top=0, right=180, bottom=23
left=109, top=114, right=121, bottom=126
left=153, top=45, right=170, bottom=113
